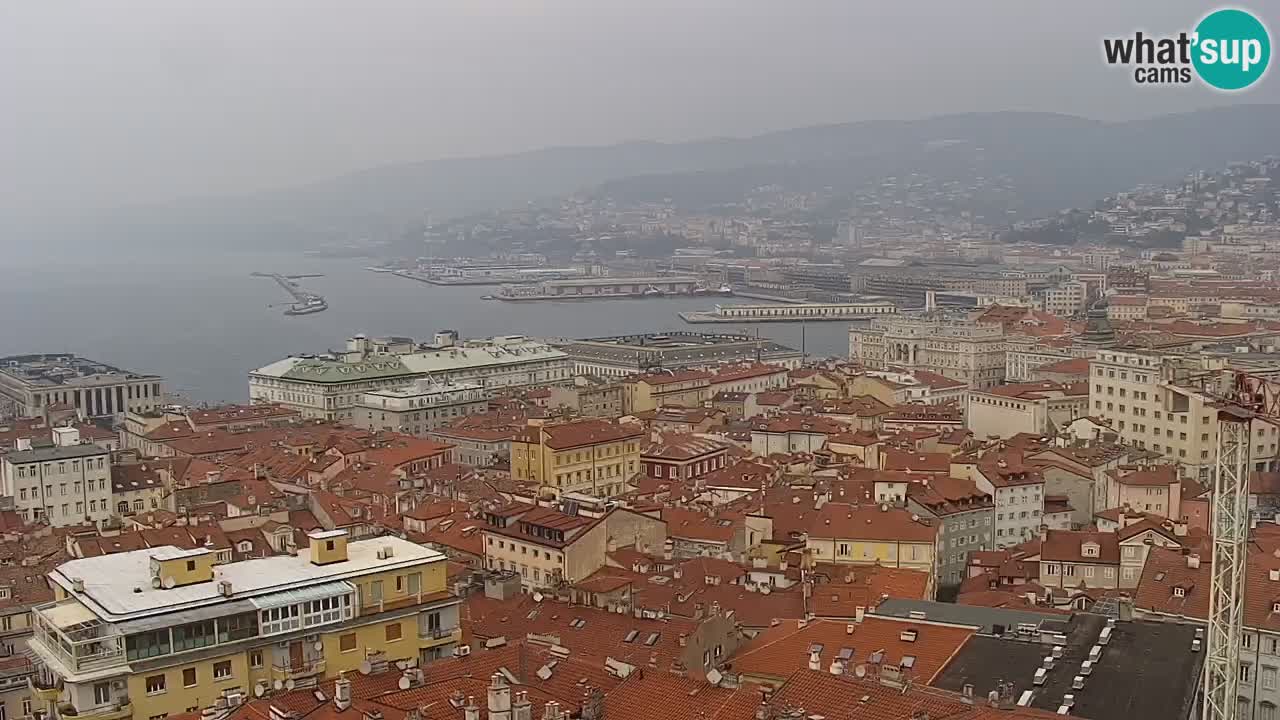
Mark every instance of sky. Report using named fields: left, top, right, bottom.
left=2, top=0, right=1279, bottom=218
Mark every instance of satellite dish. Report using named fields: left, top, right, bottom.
left=162, top=576, right=176, bottom=589
left=706, top=668, right=723, bottom=686
left=285, top=679, right=295, bottom=691
left=151, top=576, right=163, bottom=589
left=274, top=679, right=284, bottom=690
left=855, top=664, right=867, bottom=678
left=397, top=676, right=412, bottom=690
left=761, top=586, right=771, bottom=595
left=533, top=592, right=544, bottom=602
left=359, top=660, right=373, bottom=675
left=254, top=683, right=266, bottom=698
left=315, top=642, right=324, bottom=652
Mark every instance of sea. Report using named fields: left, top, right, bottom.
left=0, top=248, right=853, bottom=405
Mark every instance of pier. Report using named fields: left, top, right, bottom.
left=679, top=301, right=897, bottom=324
left=252, top=273, right=328, bottom=316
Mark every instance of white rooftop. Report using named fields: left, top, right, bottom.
left=50, top=535, right=444, bottom=621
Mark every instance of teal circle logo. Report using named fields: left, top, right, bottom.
left=1192, top=8, right=1270, bottom=90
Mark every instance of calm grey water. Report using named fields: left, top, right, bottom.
left=0, top=250, right=852, bottom=403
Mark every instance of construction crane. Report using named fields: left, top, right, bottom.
left=1204, top=371, right=1280, bottom=720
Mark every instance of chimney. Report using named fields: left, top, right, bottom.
left=1187, top=554, right=1201, bottom=569
left=541, top=702, right=563, bottom=720
left=15, top=437, right=31, bottom=452
left=334, top=677, right=352, bottom=712
left=488, top=673, right=512, bottom=719
left=807, top=650, right=821, bottom=671
left=1173, top=519, right=1188, bottom=537
left=463, top=696, right=480, bottom=720
left=512, top=691, right=533, bottom=720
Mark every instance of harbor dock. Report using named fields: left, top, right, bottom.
left=679, top=301, right=897, bottom=323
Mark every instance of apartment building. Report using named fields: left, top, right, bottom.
left=966, top=381, right=1088, bottom=439
left=249, top=335, right=571, bottom=421
left=353, top=380, right=488, bottom=436
left=1097, top=464, right=1182, bottom=518
left=641, top=435, right=730, bottom=482
left=0, top=428, right=112, bottom=527
left=1088, top=349, right=1280, bottom=479
left=800, top=503, right=938, bottom=579
left=1004, top=344, right=1073, bottom=382
left=27, top=531, right=461, bottom=720
left=959, top=458, right=1046, bottom=549
left=848, top=315, right=1007, bottom=389
left=544, top=378, right=624, bottom=417
left=1037, top=530, right=1120, bottom=592
left=480, top=504, right=665, bottom=590
left=509, top=418, right=643, bottom=498
left=906, top=476, right=994, bottom=587
left=621, top=371, right=711, bottom=414
left=1041, top=281, right=1088, bottom=318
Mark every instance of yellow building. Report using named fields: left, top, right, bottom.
left=621, top=371, right=712, bottom=414
left=798, top=503, right=938, bottom=584
left=510, top=419, right=643, bottom=498
left=27, top=530, right=460, bottom=720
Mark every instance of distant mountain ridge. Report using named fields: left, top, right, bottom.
left=44, top=105, right=1280, bottom=250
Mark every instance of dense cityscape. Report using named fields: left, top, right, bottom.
left=1, top=148, right=1280, bottom=720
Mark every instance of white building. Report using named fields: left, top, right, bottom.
left=848, top=314, right=1008, bottom=389
left=0, top=427, right=112, bottom=527
left=353, top=380, right=489, bottom=436
left=249, top=335, right=571, bottom=420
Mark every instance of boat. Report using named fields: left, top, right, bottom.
left=718, top=284, right=734, bottom=295
left=691, top=284, right=711, bottom=296
left=365, top=266, right=396, bottom=273
left=642, top=285, right=664, bottom=297
left=481, top=295, right=495, bottom=300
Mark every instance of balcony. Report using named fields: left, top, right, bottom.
left=418, top=626, right=461, bottom=646
left=57, top=700, right=132, bottom=720
left=271, top=658, right=326, bottom=682
left=29, top=676, right=61, bottom=703
left=30, top=601, right=126, bottom=676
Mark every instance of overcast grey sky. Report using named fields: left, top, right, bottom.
left=2, top=0, right=1277, bottom=217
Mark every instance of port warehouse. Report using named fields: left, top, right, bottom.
left=499, top=276, right=699, bottom=299
left=682, top=301, right=898, bottom=323
left=552, top=332, right=804, bottom=377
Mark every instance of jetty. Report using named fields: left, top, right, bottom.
left=252, top=273, right=328, bottom=316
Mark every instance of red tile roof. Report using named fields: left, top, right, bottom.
left=733, top=616, right=974, bottom=684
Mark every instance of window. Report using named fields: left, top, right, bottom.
left=261, top=605, right=301, bottom=635
left=1241, top=663, right=1253, bottom=683
left=370, top=580, right=383, bottom=603
left=1264, top=666, right=1278, bottom=690
left=213, top=661, right=232, bottom=680
left=250, top=650, right=263, bottom=668
left=1245, top=633, right=1256, bottom=650
left=386, top=623, right=403, bottom=641
left=407, top=573, right=421, bottom=595
left=340, top=633, right=357, bottom=652
left=183, top=668, right=197, bottom=687
left=145, top=674, right=167, bottom=695
left=127, top=629, right=172, bottom=661
left=94, top=682, right=112, bottom=705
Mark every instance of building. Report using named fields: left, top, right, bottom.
left=800, top=503, right=938, bottom=577
left=0, top=428, right=112, bottom=527
left=1088, top=349, right=1280, bottom=479
left=509, top=419, right=644, bottom=498
left=556, top=332, right=803, bottom=378
left=640, top=435, right=730, bottom=482
left=966, top=382, right=1088, bottom=439
left=848, top=314, right=1008, bottom=389
left=907, top=476, right=995, bottom=587
left=353, top=380, right=488, bottom=436
left=26, top=530, right=462, bottom=720
left=1037, top=529, right=1120, bottom=591
left=544, top=377, right=624, bottom=417
left=621, top=370, right=711, bottom=414
left=1041, top=280, right=1088, bottom=317
left=1096, top=464, right=1182, bottom=519
left=480, top=504, right=665, bottom=590
left=958, top=457, right=1046, bottom=549
left=0, top=353, right=164, bottom=421
left=248, top=335, right=571, bottom=421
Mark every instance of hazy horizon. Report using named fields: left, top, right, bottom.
left=4, top=1, right=1279, bottom=221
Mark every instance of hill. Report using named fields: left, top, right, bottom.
left=33, top=105, right=1280, bottom=251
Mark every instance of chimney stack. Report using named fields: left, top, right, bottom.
left=333, top=676, right=352, bottom=712
left=512, top=691, right=533, bottom=720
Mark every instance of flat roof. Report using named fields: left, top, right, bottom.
left=50, top=535, right=444, bottom=621
left=873, top=599, right=1063, bottom=634
left=4, top=443, right=109, bottom=464
left=0, top=353, right=160, bottom=388
left=932, top=614, right=1203, bottom=720
left=252, top=340, right=568, bottom=384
